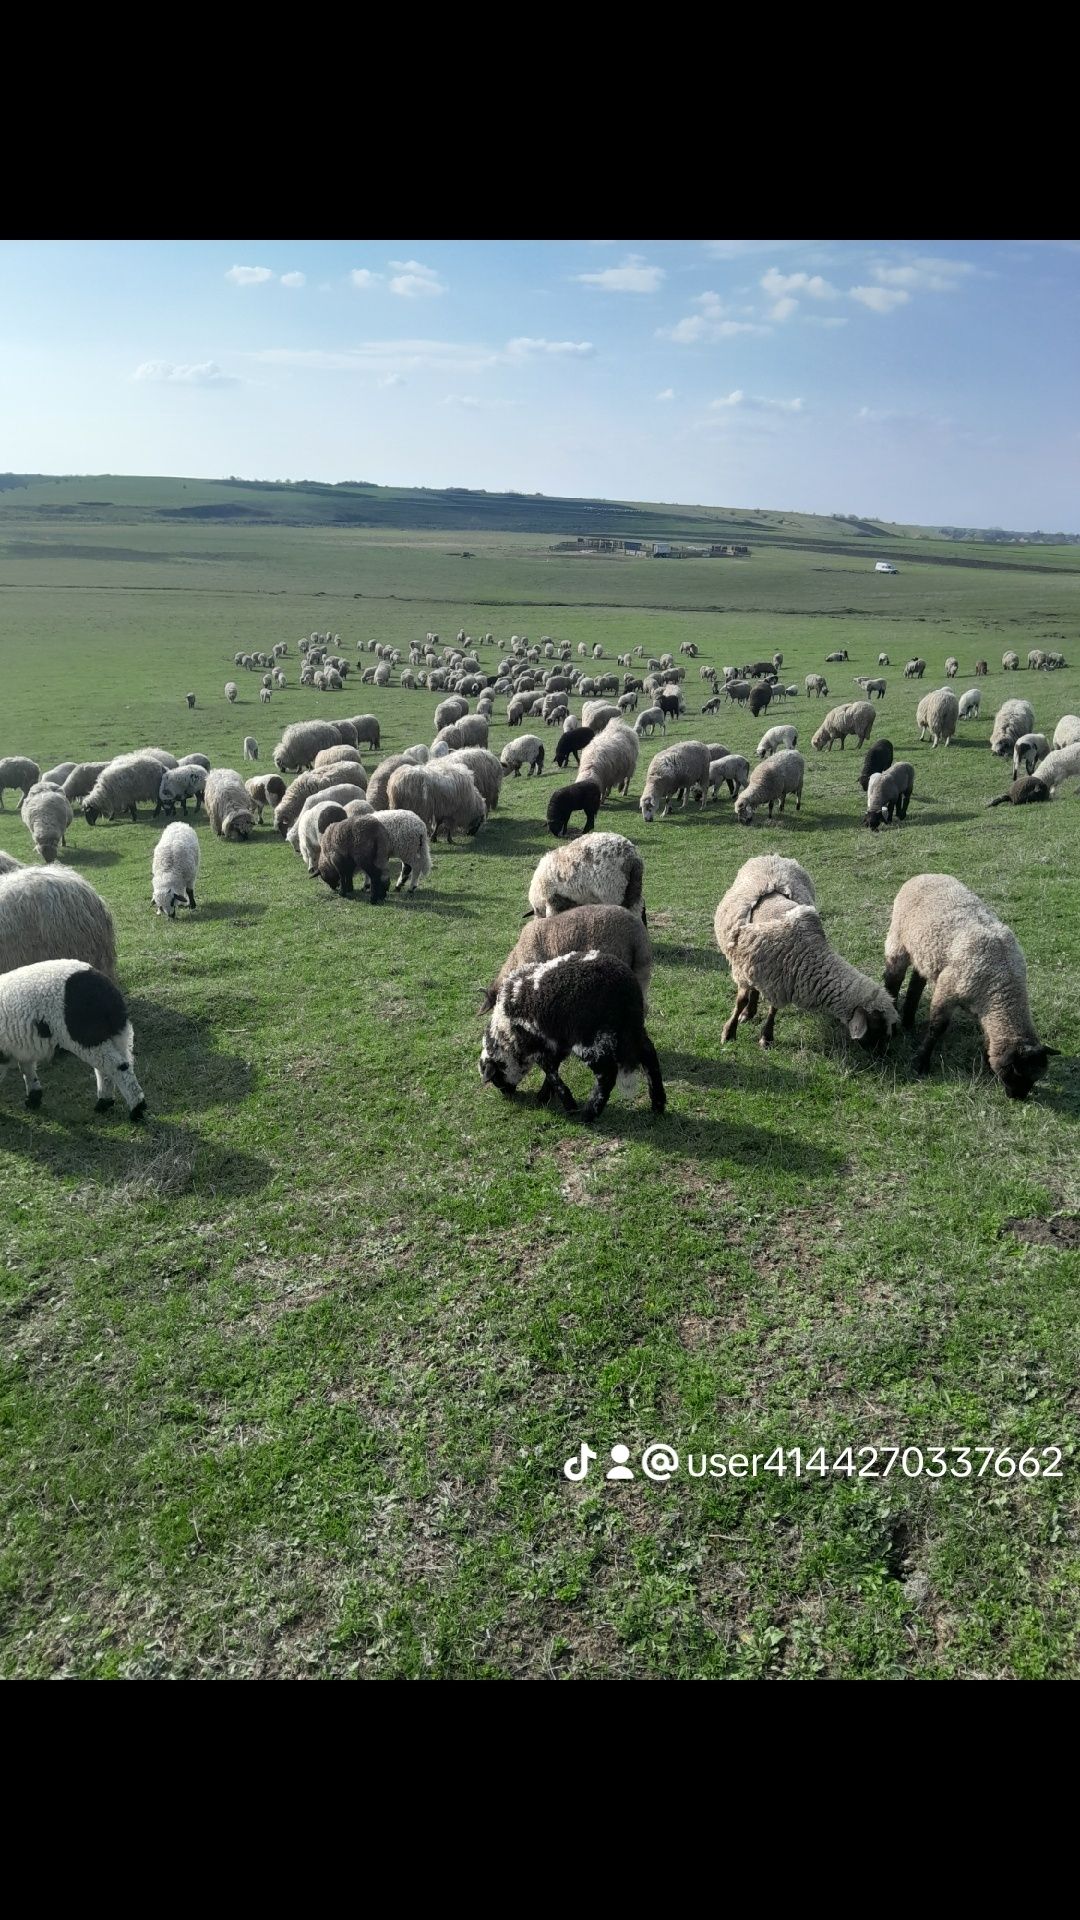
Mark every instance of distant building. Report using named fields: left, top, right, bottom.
left=652, top=542, right=672, bottom=558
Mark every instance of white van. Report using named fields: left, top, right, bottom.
left=875, top=561, right=898, bottom=574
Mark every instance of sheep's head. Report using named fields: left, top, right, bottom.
left=639, top=792, right=657, bottom=825
left=83, top=803, right=100, bottom=827
left=991, top=1041, right=1057, bottom=1101
left=847, top=1002, right=897, bottom=1054
left=479, top=1020, right=524, bottom=1097
left=735, top=798, right=755, bottom=825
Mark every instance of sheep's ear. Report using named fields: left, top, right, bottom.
left=1035, top=1044, right=1061, bottom=1057
left=848, top=1008, right=869, bottom=1040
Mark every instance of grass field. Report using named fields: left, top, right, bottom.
left=1, top=494, right=1078, bottom=1679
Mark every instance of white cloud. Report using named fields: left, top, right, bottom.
left=769, top=297, right=799, bottom=323
left=505, top=336, right=595, bottom=358
left=576, top=253, right=665, bottom=293
left=850, top=285, right=911, bottom=314
left=255, top=340, right=497, bottom=375
left=871, top=256, right=977, bottom=293
left=444, top=394, right=481, bottom=408
left=388, top=260, right=446, bottom=297
left=804, top=315, right=849, bottom=328
left=656, top=387, right=675, bottom=401
left=761, top=267, right=837, bottom=300
left=710, top=390, right=803, bottom=413
left=225, top=265, right=273, bottom=286
left=659, top=302, right=768, bottom=343
left=134, top=360, right=237, bottom=386
left=280, top=271, right=305, bottom=288
left=711, top=390, right=745, bottom=408
left=378, top=373, right=405, bottom=388
left=350, top=268, right=383, bottom=290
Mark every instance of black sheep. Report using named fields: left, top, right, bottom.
left=858, top=738, right=894, bottom=793
left=986, top=775, right=1051, bottom=808
left=546, top=779, right=601, bottom=838
left=317, top=815, right=391, bottom=901
left=748, top=682, right=772, bottom=718
left=554, top=725, right=594, bottom=770
left=658, top=691, right=683, bottom=722
left=480, top=951, right=666, bottom=1122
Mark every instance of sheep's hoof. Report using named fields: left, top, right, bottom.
left=94, top=1096, right=115, bottom=1112
left=758, top=1034, right=774, bottom=1051
left=129, top=1101, right=147, bottom=1122
left=25, top=1089, right=43, bottom=1110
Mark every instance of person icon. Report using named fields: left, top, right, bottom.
left=606, top=1444, right=635, bottom=1481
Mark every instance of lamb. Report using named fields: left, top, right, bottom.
left=714, top=854, right=897, bottom=1053
left=485, top=904, right=653, bottom=1010
left=708, top=755, right=750, bottom=800
left=159, top=764, right=207, bottom=814
left=861, top=678, right=887, bottom=700
left=296, top=801, right=349, bottom=875
left=734, top=750, right=805, bottom=825
left=805, top=675, right=829, bottom=698
left=883, top=874, right=1055, bottom=1098
left=811, top=702, right=875, bottom=752
left=528, top=832, right=645, bottom=921
left=701, top=696, right=723, bottom=716
left=204, top=769, right=256, bottom=841
left=748, top=683, right=773, bottom=718
left=989, top=698, right=1036, bottom=758
left=1011, top=732, right=1050, bottom=777
left=639, top=742, right=713, bottom=821
left=365, top=809, right=433, bottom=892
left=0, top=758, right=41, bottom=810
left=945, top=658, right=959, bottom=678
left=41, top=763, right=77, bottom=788
left=825, top=650, right=849, bottom=664
left=857, top=739, right=894, bottom=793
left=317, top=815, right=392, bottom=901
left=434, top=696, right=469, bottom=733
left=957, top=688, right=982, bottom=720
left=151, top=821, right=200, bottom=915
left=1031, top=743, right=1080, bottom=793
left=273, top=720, right=344, bottom=773
left=878, top=653, right=890, bottom=667
left=864, top=762, right=915, bottom=831
left=0, top=865, right=118, bottom=980
left=546, top=779, right=602, bottom=838
left=186, top=693, right=196, bottom=710
left=0, top=960, right=146, bottom=1117
left=757, top=725, right=798, bottom=759
left=260, top=688, right=272, bottom=705
left=83, top=754, right=173, bottom=826
left=480, top=951, right=665, bottom=1122
left=1002, top=652, right=1020, bottom=671
left=986, top=776, right=1051, bottom=808
left=578, top=723, right=638, bottom=802
left=22, top=785, right=73, bottom=863
left=500, top=735, right=546, bottom=778
left=1053, top=715, right=1080, bottom=750
left=61, top=762, right=109, bottom=809
left=634, top=707, right=666, bottom=738
left=916, top=688, right=960, bottom=748
left=443, top=748, right=504, bottom=812
left=245, top=773, right=286, bottom=822
left=554, top=725, right=595, bottom=769
left=385, top=763, right=487, bottom=844
left=225, top=682, right=238, bottom=703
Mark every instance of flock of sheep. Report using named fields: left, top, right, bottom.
left=0, top=625, right=1075, bottom=1123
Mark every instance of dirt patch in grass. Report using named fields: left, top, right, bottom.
left=551, top=1135, right=627, bottom=1205
left=1002, top=1214, right=1080, bottom=1249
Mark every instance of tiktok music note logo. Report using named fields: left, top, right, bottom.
left=563, top=1443, right=598, bottom=1482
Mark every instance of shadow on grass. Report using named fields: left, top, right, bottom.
left=652, top=942, right=726, bottom=973
left=61, top=846, right=123, bottom=868
left=124, top=999, right=255, bottom=1110
left=503, top=1093, right=844, bottom=1178
left=660, top=1047, right=804, bottom=1091
left=0, top=1109, right=271, bottom=1196
left=191, top=902, right=268, bottom=922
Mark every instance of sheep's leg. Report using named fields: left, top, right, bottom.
left=22, top=1062, right=43, bottom=1108
left=580, top=1057, right=618, bottom=1122
left=187, top=888, right=196, bottom=909
left=639, top=1034, right=667, bottom=1114
left=883, top=946, right=909, bottom=1004
left=759, top=1007, right=779, bottom=1049
left=722, top=988, right=752, bottom=1043
left=742, top=988, right=760, bottom=1023
left=912, top=983, right=955, bottom=1073
left=93, top=1067, right=114, bottom=1111
left=902, top=970, right=927, bottom=1030
left=547, top=1066, right=578, bottom=1113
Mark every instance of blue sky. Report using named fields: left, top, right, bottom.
left=1, top=239, right=1078, bottom=526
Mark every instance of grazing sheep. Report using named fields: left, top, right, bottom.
left=1012, top=732, right=1050, bottom=777
left=864, top=762, right=915, bottom=830
left=0, top=865, right=117, bottom=980
left=186, top=693, right=196, bottom=710
left=701, top=696, right=723, bottom=716
left=290, top=784, right=372, bottom=835
left=735, top=750, right=805, bottom=825
left=884, top=874, right=1055, bottom=1098
left=259, top=687, right=272, bottom=704
left=83, top=754, right=172, bottom=826
left=858, top=739, right=894, bottom=793
left=916, top=688, right=960, bottom=748
left=179, top=753, right=211, bottom=771
left=805, top=675, right=829, bottom=698
left=633, top=707, right=668, bottom=742
left=0, top=758, right=41, bottom=811
left=528, top=832, right=645, bottom=921
left=1027, top=649, right=1046, bottom=671
left=435, top=715, right=491, bottom=752
left=485, top=904, right=653, bottom=1009
left=639, top=742, right=713, bottom=822
left=225, top=682, right=238, bottom=703
left=386, top=763, right=487, bottom=844
left=273, top=720, right=344, bottom=773
left=578, top=723, right=638, bottom=802
left=1002, top=652, right=1020, bottom=671
left=986, top=776, right=1051, bottom=809
left=658, top=689, right=685, bottom=723
left=1053, top=715, right=1080, bottom=750
left=757, top=725, right=798, bottom=759
left=480, top=951, right=665, bottom=1121
left=546, top=779, right=601, bottom=838
left=158, top=764, right=207, bottom=815
left=204, top=769, right=256, bottom=841
left=363, top=809, right=434, bottom=892
left=811, top=702, right=875, bottom=752
left=40, top=763, right=76, bottom=788
left=245, top=773, right=286, bottom=823
left=151, top=821, right=200, bottom=916
left=434, top=696, right=469, bottom=733
left=22, top=785, right=73, bottom=863
left=0, top=960, right=146, bottom=1117
left=581, top=700, right=622, bottom=733
left=945, top=658, right=959, bottom=678
left=878, top=653, right=890, bottom=667
left=974, top=660, right=988, bottom=676
left=989, top=698, right=1035, bottom=758
left=715, top=854, right=896, bottom=1053
left=554, top=725, right=595, bottom=768
left=0, top=852, right=23, bottom=877
left=708, top=755, right=750, bottom=800
left=313, top=744, right=364, bottom=772
left=317, top=815, right=391, bottom=901
left=748, top=683, right=773, bottom=719
left=296, top=801, right=349, bottom=874
left=825, top=650, right=849, bottom=664
left=442, top=748, right=504, bottom=813
left=60, top=762, right=109, bottom=810
left=860, top=678, right=887, bottom=700
left=1031, top=743, right=1080, bottom=793
left=957, top=688, right=982, bottom=720
left=500, top=735, right=546, bottom=778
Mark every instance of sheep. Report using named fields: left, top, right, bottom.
left=1031, top=743, right=1080, bottom=793
left=296, top=800, right=349, bottom=874
left=734, top=749, right=805, bottom=825
left=442, top=747, right=504, bottom=812
left=204, top=769, right=256, bottom=841
left=581, top=700, right=621, bottom=732
left=273, top=720, right=344, bottom=773
left=989, top=698, right=1036, bottom=758
left=289, top=783, right=373, bottom=837
left=748, top=683, right=773, bottom=719
left=864, top=762, right=915, bottom=831
left=313, top=744, right=365, bottom=772
left=528, top=832, right=645, bottom=921
left=366, top=755, right=414, bottom=810
left=83, top=754, right=173, bottom=826
left=61, top=762, right=109, bottom=809
left=858, top=739, right=894, bottom=793
left=22, top=785, right=73, bottom=863
left=878, top=653, right=890, bottom=667
left=1053, top=715, right=1080, bottom=750
left=186, top=693, right=197, bottom=710
left=811, top=702, right=875, bottom=753
left=1012, top=732, right=1050, bottom=777
left=245, top=773, right=286, bottom=823
left=546, top=779, right=602, bottom=838
left=860, top=678, right=887, bottom=700
left=435, top=716, right=491, bottom=753
left=639, top=742, right=713, bottom=822
left=434, top=696, right=469, bottom=733
left=986, top=776, right=1051, bottom=809
left=1027, top=649, right=1046, bottom=671
left=480, top=949, right=666, bottom=1122
left=957, top=688, right=982, bottom=720
left=578, top=723, right=638, bottom=802
left=825, top=650, right=849, bottom=664
left=158, top=764, right=207, bottom=814
left=945, top=657, right=959, bottom=678
left=385, top=763, right=487, bottom=844
left=0, top=852, right=23, bottom=877
left=634, top=706, right=666, bottom=738
left=1002, top=651, right=1020, bottom=671
left=757, top=725, right=798, bottom=759
left=0, top=866, right=117, bottom=980
left=701, top=696, right=723, bottom=716
left=883, top=874, right=1055, bottom=1098
left=658, top=689, right=684, bottom=723
left=225, top=682, right=238, bottom=703
left=0, top=758, right=41, bottom=811
left=715, top=854, right=897, bottom=1053
left=805, top=675, right=829, bottom=698
left=260, top=687, right=272, bottom=705
left=0, top=960, right=146, bottom=1117
left=317, top=815, right=392, bottom=901
left=179, top=753, right=211, bottom=771
left=41, top=763, right=76, bottom=788
left=143, top=751, right=180, bottom=771
left=916, top=688, right=960, bottom=748
left=151, top=821, right=200, bottom=916
left=554, top=726, right=594, bottom=769
left=485, top=904, right=653, bottom=1010
left=974, top=660, right=988, bottom=676
left=365, top=809, right=433, bottom=892
left=500, top=735, right=546, bottom=778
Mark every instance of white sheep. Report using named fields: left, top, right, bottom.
left=152, top=822, right=200, bottom=916
left=1052, top=715, right=1080, bottom=750
left=500, top=735, right=546, bottom=777
left=273, top=720, right=344, bottom=773
left=708, top=755, right=750, bottom=800
left=1012, top=732, right=1050, bottom=777
left=296, top=800, right=349, bottom=874
left=204, top=769, right=255, bottom=841
left=22, top=784, right=73, bottom=863
left=386, top=763, right=487, bottom=844
left=1032, top=743, right=1080, bottom=793
left=61, top=762, right=109, bottom=809
left=41, top=763, right=77, bottom=788
left=639, top=742, right=712, bottom=821
left=756, top=725, right=798, bottom=758
left=528, top=832, right=644, bottom=920
left=735, top=750, right=805, bottom=825
left=159, top=765, right=207, bottom=814
left=367, top=809, right=434, bottom=891
left=916, top=687, right=960, bottom=748
left=0, top=757, right=41, bottom=810
left=989, top=698, right=1035, bottom=758
left=442, top=747, right=504, bottom=813
left=634, top=707, right=666, bottom=737
left=957, top=688, right=982, bottom=720
left=0, top=959, right=146, bottom=1116
left=810, top=702, right=875, bottom=751
left=0, top=865, right=117, bottom=979
left=225, top=682, right=238, bottom=703
left=578, top=723, right=639, bottom=802
left=83, top=754, right=169, bottom=826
